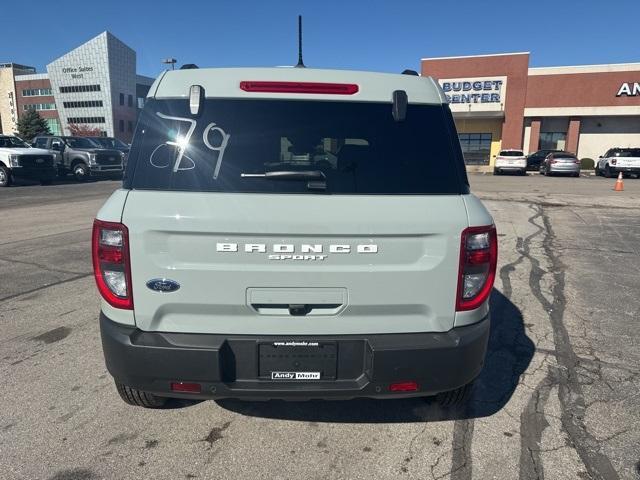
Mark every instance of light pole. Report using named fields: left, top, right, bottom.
left=162, top=58, right=177, bottom=70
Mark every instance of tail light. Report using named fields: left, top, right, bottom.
left=389, top=381, right=419, bottom=392
left=92, top=219, right=133, bottom=309
left=456, top=225, right=498, bottom=311
left=550, top=159, right=558, bottom=164
left=171, top=382, right=202, bottom=393
left=240, top=81, right=359, bottom=95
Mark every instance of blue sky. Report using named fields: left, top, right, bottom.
left=2, top=0, right=639, bottom=78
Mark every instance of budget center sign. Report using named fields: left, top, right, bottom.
left=438, top=76, right=507, bottom=112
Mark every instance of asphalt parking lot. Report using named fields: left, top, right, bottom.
left=1, top=174, right=639, bottom=480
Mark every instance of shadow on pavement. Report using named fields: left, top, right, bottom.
left=215, top=289, right=534, bottom=423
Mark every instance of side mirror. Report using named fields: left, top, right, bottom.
left=51, top=142, right=63, bottom=151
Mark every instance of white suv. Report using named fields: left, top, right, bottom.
left=93, top=67, right=497, bottom=407
left=494, top=149, right=527, bottom=175
left=595, top=148, right=640, bottom=178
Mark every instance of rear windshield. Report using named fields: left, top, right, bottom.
left=125, top=99, right=467, bottom=194
left=555, top=153, right=576, bottom=159
left=499, top=150, right=524, bottom=157
left=610, top=148, right=640, bottom=157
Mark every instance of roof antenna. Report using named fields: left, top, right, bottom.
left=295, top=15, right=305, bottom=68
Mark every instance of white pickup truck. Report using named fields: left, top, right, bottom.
left=0, top=135, right=56, bottom=187
left=595, top=148, right=640, bottom=178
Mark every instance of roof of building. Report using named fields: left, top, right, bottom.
left=421, top=52, right=530, bottom=61
left=528, top=63, right=640, bottom=75
left=15, top=73, right=49, bottom=81
left=136, top=74, right=155, bottom=86
left=0, top=63, right=36, bottom=72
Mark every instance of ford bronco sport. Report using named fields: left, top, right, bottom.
left=93, top=67, right=497, bottom=408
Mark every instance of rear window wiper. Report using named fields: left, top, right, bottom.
left=241, top=170, right=327, bottom=190
left=241, top=170, right=326, bottom=180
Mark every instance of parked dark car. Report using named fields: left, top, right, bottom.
left=526, top=149, right=561, bottom=171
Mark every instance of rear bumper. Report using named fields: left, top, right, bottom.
left=495, top=163, right=526, bottom=172
left=89, top=165, right=123, bottom=176
left=611, top=166, right=640, bottom=174
left=549, top=165, right=580, bottom=174
left=100, top=312, right=490, bottom=400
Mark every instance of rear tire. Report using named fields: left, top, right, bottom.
left=40, top=179, right=53, bottom=186
left=493, top=168, right=500, bottom=176
left=604, top=165, right=615, bottom=178
left=115, top=382, right=168, bottom=408
left=436, top=382, right=473, bottom=408
left=0, top=166, right=11, bottom=187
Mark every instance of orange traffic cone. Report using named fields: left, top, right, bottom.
left=614, top=172, right=624, bottom=192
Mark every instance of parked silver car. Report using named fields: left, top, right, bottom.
left=539, top=151, right=580, bottom=177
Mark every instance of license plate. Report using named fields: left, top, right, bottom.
left=259, top=341, right=337, bottom=380
left=271, top=371, right=320, bottom=380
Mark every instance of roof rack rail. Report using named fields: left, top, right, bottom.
left=402, top=69, right=419, bottom=76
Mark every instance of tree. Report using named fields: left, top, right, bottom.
left=68, top=123, right=103, bottom=137
left=16, top=110, right=51, bottom=141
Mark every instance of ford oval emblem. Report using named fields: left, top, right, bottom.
left=146, top=278, right=180, bottom=293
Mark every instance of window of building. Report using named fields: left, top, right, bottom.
left=67, top=117, right=105, bottom=124
left=119, top=119, right=125, bottom=132
left=45, top=118, right=62, bottom=136
left=62, top=100, right=104, bottom=108
left=127, top=121, right=133, bottom=132
left=458, top=133, right=492, bottom=165
left=137, top=97, right=145, bottom=109
left=127, top=94, right=133, bottom=107
left=59, top=85, right=101, bottom=93
left=23, top=103, right=56, bottom=111
left=22, top=88, right=53, bottom=97
left=539, top=132, right=566, bottom=150
left=119, top=93, right=124, bottom=106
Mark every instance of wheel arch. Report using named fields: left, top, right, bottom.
left=70, top=157, right=88, bottom=168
